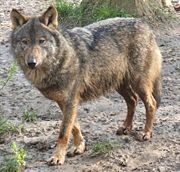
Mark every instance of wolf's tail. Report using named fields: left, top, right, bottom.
left=152, top=76, right=162, bottom=108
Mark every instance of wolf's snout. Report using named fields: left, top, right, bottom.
left=27, top=58, right=37, bottom=69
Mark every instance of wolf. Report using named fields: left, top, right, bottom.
left=10, top=6, right=162, bottom=165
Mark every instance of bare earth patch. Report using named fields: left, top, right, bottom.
left=0, top=0, right=180, bottom=171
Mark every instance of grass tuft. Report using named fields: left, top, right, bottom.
left=56, top=1, right=75, bottom=16
left=92, top=4, right=132, bottom=21
left=56, top=0, right=133, bottom=27
left=91, top=141, right=113, bottom=156
left=0, top=116, right=23, bottom=136
left=22, top=109, right=37, bottom=123
left=0, top=142, right=26, bottom=172
left=0, top=61, right=17, bottom=90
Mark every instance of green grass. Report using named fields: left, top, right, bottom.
left=56, top=0, right=133, bottom=27
left=0, top=116, right=23, bottom=136
left=22, top=109, right=37, bottom=123
left=0, top=61, right=17, bottom=90
left=56, top=0, right=74, bottom=16
left=0, top=142, right=26, bottom=172
left=92, top=4, right=132, bottom=21
left=56, top=0, right=86, bottom=26
left=91, top=141, right=119, bottom=156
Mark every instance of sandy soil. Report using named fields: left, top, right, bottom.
left=0, top=0, right=180, bottom=171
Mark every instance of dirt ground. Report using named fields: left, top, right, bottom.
left=0, top=0, right=180, bottom=172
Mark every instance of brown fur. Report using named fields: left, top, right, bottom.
left=10, top=6, right=162, bottom=165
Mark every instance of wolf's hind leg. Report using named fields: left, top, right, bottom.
left=67, top=120, right=86, bottom=157
left=116, top=85, right=138, bottom=135
left=136, top=81, right=157, bottom=141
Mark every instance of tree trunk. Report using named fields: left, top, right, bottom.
left=81, top=0, right=174, bottom=21
left=161, top=0, right=174, bottom=8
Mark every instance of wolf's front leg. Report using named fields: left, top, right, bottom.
left=48, top=98, right=79, bottom=165
left=67, top=120, right=86, bottom=157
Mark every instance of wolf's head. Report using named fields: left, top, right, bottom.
left=10, top=6, right=62, bottom=85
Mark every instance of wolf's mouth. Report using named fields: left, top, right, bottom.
left=28, top=64, right=36, bottom=69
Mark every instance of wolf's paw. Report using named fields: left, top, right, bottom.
left=48, top=154, right=65, bottom=166
left=137, top=131, right=152, bottom=141
left=67, top=140, right=86, bottom=157
left=116, top=126, right=132, bottom=135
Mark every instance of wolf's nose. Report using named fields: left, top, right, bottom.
left=27, top=59, right=37, bottom=69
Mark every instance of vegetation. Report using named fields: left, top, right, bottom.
left=91, top=141, right=120, bottom=156
left=56, top=0, right=176, bottom=28
left=22, top=109, right=37, bottom=123
left=0, top=61, right=17, bottom=90
left=0, top=142, right=26, bottom=172
left=0, top=116, right=23, bottom=136
left=80, top=0, right=176, bottom=21
left=150, top=2, right=177, bottom=22
left=56, top=0, right=133, bottom=27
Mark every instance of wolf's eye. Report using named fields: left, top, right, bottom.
left=39, top=38, right=46, bottom=45
left=21, top=38, right=29, bottom=45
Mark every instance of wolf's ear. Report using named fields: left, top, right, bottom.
left=10, top=9, right=27, bottom=29
left=40, top=6, right=58, bottom=29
